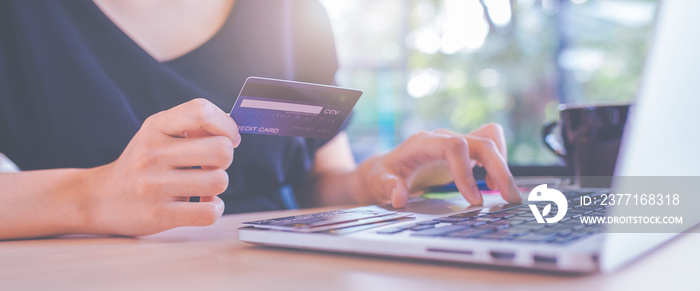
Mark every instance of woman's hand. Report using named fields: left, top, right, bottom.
left=84, top=98, right=240, bottom=236
left=356, top=123, right=520, bottom=208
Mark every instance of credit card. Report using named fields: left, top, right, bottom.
left=230, top=77, right=363, bottom=140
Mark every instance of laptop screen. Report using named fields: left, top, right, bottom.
left=602, top=0, right=700, bottom=272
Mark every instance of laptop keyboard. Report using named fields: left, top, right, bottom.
left=377, top=190, right=607, bottom=244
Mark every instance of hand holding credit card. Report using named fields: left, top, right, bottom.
left=230, top=77, right=362, bottom=140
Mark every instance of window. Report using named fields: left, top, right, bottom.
left=321, top=0, right=658, bottom=167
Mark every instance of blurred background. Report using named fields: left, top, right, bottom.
left=319, top=0, right=658, bottom=172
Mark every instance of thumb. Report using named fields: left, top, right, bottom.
left=380, top=173, right=410, bottom=208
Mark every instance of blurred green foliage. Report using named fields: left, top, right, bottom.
left=323, top=0, right=657, bottom=165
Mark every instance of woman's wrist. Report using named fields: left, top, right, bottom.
left=69, top=166, right=105, bottom=235
left=0, top=167, right=98, bottom=239
left=46, top=167, right=100, bottom=236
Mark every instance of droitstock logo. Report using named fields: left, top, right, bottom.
left=528, top=184, right=568, bottom=223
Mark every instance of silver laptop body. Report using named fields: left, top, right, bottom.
left=239, top=0, right=700, bottom=273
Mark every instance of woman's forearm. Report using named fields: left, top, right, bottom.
left=304, top=132, right=375, bottom=207
left=0, top=168, right=94, bottom=240
left=0, top=99, right=245, bottom=240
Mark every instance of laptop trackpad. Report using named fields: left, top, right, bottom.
left=376, top=193, right=506, bottom=215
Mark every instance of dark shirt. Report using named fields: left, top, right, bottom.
left=0, top=0, right=339, bottom=213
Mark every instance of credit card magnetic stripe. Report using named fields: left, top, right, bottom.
left=230, top=77, right=362, bottom=140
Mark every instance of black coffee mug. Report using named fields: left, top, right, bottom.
left=542, top=104, right=631, bottom=187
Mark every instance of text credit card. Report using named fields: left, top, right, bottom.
left=230, top=77, right=362, bottom=140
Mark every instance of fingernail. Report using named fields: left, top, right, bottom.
left=234, top=133, right=242, bottom=148
left=391, top=186, right=408, bottom=208
left=215, top=199, right=225, bottom=216
left=471, top=183, right=483, bottom=205
left=511, top=184, right=523, bottom=203
left=507, top=176, right=522, bottom=202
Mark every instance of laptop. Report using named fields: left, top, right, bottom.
left=238, top=0, right=700, bottom=273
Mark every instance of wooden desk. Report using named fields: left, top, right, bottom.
left=1, top=207, right=698, bottom=290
